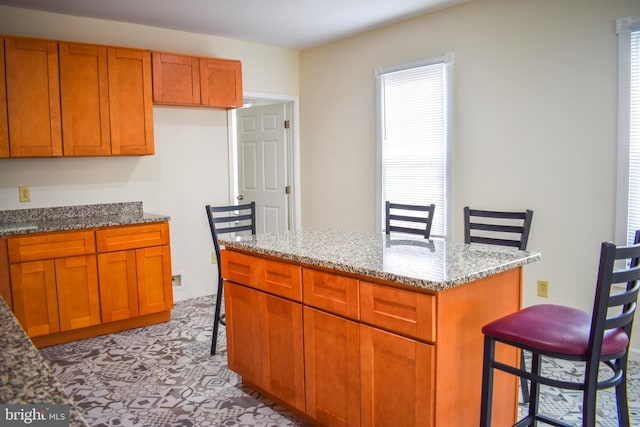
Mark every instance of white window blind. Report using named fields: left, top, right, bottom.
left=377, top=56, right=452, bottom=238
left=617, top=18, right=640, bottom=245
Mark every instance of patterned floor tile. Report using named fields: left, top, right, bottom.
left=40, top=295, right=639, bottom=427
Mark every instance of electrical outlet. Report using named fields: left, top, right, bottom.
left=171, top=274, right=182, bottom=287
left=18, top=186, right=30, bottom=203
left=537, top=280, right=549, bottom=298
left=212, top=252, right=217, bottom=264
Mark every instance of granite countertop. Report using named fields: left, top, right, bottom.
left=220, top=227, right=541, bottom=291
left=0, top=297, right=89, bottom=426
left=0, top=201, right=170, bottom=237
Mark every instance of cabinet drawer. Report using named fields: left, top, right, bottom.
left=260, top=258, right=302, bottom=301
left=221, top=251, right=302, bottom=301
left=7, top=230, right=95, bottom=263
left=303, top=268, right=359, bottom=319
left=360, top=281, right=435, bottom=343
left=221, top=250, right=260, bottom=288
left=96, top=222, right=169, bottom=252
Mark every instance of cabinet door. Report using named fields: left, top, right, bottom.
left=136, top=245, right=172, bottom=315
left=10, top=260, right=59, bottom=337
left=360, top=326, right=434, bottom=427
left=200, top=58, right=243, bottom=108
left=108, top=47, right=154, bottom=155
left=59, top=42, right=111, bottom=156
left=55, top=255, right=101, bottom=331
left=224, top=282, right=263, bottom=386
left=98, top=250, right=139, bottom=322
left=260, top=292, right=305, bottom=412
left=152, top=52, right=201, bottom=105
left=304, top=307, right=360, bottom=427
left=0, top=37, right=8, bottom=158
left=5, top=36, right=62, bottom=157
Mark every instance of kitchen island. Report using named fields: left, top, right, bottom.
left=219, top=227, right=541, bottom=427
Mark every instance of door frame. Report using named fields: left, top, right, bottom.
left=228, top=91, right=301, bottom=231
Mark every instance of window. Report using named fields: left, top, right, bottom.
left=616, top=18, right=640, bottom=245
left=376, top=55, right=453, bottom=238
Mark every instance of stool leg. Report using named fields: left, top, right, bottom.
left=520, top=350, right=530, bottom=403
left=480, top=336, right=496, bottom=427
left=210, top=277, right=224, bottom=355
left=526, top=352, right=542, bottom=426
left=615, top=372, right=631, bottom=427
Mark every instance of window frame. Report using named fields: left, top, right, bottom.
left=375, top=54, right=454, bottom=240
left=616, top=17, right=640, bottom=245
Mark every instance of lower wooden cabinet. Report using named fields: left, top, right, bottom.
left=225, top=281, right=305, bottom=412
left=4, top=222, right=173, bottom=346
left=303, top=307, right=360, bottom=427
left=360, top=325, right=434, bottom=427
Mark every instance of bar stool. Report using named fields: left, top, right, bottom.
left=479, top=231, right=640, bottom=427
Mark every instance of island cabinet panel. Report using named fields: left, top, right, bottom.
left=360, top=281, right=435, bottom=343
left=224, top=282, right=263, bottom=385
left=303, top=307, right=360, bottom=427
left=259, top=292, right=305, bottom=411
left=5, top=36, right=62, bottom=157
left=221, top=250, right=260, bottom=288
left=0, top=37, right=8, bottom=158
left=59, top=42, right=111, bottom=156
left=302, top=268, right=359, bottom=320
left=360, top=325, right=435, bottom=427
left=224, top=281, right=305, bottom=412
left=152, top=52, right=201, bottom=105
left=108, top=47, right=154, bottom=156
left=259, top=259, right=302, bottom=301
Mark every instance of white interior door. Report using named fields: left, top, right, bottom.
left=236, top=102, right=290, bottom=234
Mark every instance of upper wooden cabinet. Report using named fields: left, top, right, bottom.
left=5, top=36, right=63, bottom=157
left=59, top=42, right=111, bottom=156
left=108, top=47, right=154, bottom=155
left=0, top=37, right=8, bottom=159
left=152, top=51, right=243, bottom=109
left=2, top=36, right=154, bottom=158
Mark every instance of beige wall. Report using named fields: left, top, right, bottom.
left=299, top=0, right=640, bottom=354
left=0, top=6, right=300, bottom=301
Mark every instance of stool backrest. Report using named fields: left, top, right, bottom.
left=206, top=202, right=256, bottom=266
left=385, top=201, right=436, bottom=239
left=589, top=230, right=640, bottom=366
left=464, top=207, right=533, bottom=250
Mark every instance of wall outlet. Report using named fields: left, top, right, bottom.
left=18, top=186, right=30, bottom=202
left=172, top=274, right=182, bottom=287
left=212, top=252, right=217, bottom=264
left=537, top=280, right=549, bottom=298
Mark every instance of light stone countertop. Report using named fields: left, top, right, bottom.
left=220, top=227, right=541, bottom=291
left=0, top=297, right=89, bottom=426
left=0, top=201, right=170, bottom=237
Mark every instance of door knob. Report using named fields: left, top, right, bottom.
left=237, top=195, right=244, bottom=200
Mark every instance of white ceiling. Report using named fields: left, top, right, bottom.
left=0, top=0, right=467, bottom=49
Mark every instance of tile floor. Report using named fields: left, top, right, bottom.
left=40, top=295, right=640, bottom=426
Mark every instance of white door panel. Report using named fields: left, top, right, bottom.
left=237, top=103, right=289, bottom=234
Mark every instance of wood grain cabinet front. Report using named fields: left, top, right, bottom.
left=5, top=36, right=62, bottom=157
left=7, top=231, right=100, bottom=337
left=152, top=51, right=243, bottom=109
left=96, top=223, right=173, bottom=321
left=0, top=37, right=8, bottom=158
